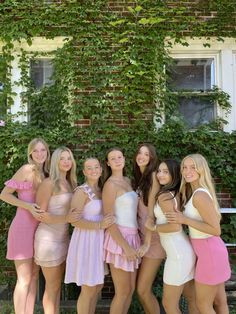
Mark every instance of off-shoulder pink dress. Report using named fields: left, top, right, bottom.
left=4, top=179, right=38, bottom=260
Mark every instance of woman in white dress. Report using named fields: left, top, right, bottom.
left=145, top=159, right=198, bottom=314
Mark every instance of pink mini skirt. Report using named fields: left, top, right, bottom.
left=191, top=236, right=231, bottom=285
left=103, top=225, right=141, bottom=272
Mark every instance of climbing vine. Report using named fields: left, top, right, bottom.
left=0, top=0, right=235, bottom=286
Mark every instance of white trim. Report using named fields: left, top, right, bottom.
left=168, top=37, right=236, bottom=132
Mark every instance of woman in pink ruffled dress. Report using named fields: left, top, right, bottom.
left=103, top=147, right=141, bottom=314
left=0, top=138, right=50, bottom=314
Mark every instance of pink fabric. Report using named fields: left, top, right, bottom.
left=138, top=198, right=165, bottom=259
left=103, top=225, right=141, bottom=272
left=65, top=184, right=105, bottom=286
left=34, top=193, right=71, bottom=267
left=4, top=179, right=38, bottom=260
left=191, top=236, right=231, bottom=285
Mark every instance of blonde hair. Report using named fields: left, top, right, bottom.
left=27, top=138, right=50, bottom=186
left=180, top=153, right=221, bottom=217
left=50, top=146, right=77, bottom=193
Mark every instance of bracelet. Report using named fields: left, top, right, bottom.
left=154, top=224, right=157, bottom=231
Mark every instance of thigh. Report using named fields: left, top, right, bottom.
left=41, top=263, right=64, bottom=287
left=137, top=257, right=162, bottom=289
left=195, top=281, right=218, bottom=304
left=163, top=283, right=184, bottom=305
left=109, top=264, right=134, bottom=294
left=14, top=258, right=34, bottom=281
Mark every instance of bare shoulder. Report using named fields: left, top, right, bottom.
left=40, top=178, right=53, bottom=189
left=193, top=190, right=212, bottom=207
left=158, top=192, right=171, bottom=203
left=73, top=187, right=88, bottom=200
left=11, top=164, right=34, bottom=181
left=103, top=179, right=117, bottom=191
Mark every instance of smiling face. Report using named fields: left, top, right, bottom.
left=182, top=157, right=199, bottom=184
left=31, top=141, right=48, bottom=165
left=83, top=158, right=102, bottom=181
left=157, top=162, right=172, bottom=186
left=58, top=150, right=73, bottom=173
left=136, top=146, right=150, bottom=169
left=107, top=150, right=125, bottom=171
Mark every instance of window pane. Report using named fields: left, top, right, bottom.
left=30, top=59, right=54, bottom=89
left=169, top=58, right=214, bottom=91
left=178, top=96, right=215, bottom=127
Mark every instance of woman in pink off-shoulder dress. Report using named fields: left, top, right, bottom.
left=0, top=138, right=50, bottom=314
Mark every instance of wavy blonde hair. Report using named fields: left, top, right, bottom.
left=180, top=153, right=221, bottom=217
left=27, top=138, right=50, bottom=186
left=50, top=146, right=77, bottom=193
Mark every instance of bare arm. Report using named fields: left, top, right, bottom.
left=166, top=191, right=221, bottom=236
left=70, top=189, right=114, bottom=230
left=146, top=193, right=181, bottom=233
left=102, top=181, right=138, bottom=260
left=0, top=165, right=42, bottom=217
left=138, top=173, right=159, bottom=256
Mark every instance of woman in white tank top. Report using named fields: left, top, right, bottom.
left=145, top=159, right=198, bottom=314
left=166, top=154, right=231, bottom=314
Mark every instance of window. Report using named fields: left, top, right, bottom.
left=168, top=58, right=216, bottom=128
left=30, top=59, right=54, bottom=89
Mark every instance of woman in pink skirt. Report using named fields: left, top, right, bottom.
left=132, top=143, right=165, bottom=314
left=166, top=154, right=231, bottom=314
left=0, top=138, right=50, bottom=314
left=103, top=147, right=141, bottom=314
left=64, top=158, right=114, bottom=314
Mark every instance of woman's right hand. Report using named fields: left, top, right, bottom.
left=101, top=213, right=115, bottom=229
left=123, top=245, right=139, bottom=261
left=27, top=203, right=43, bottom=219
left=67, top=208, right=83, bottom=223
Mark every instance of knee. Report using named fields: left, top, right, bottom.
left=115, top=284, right=134, bottom=300
left=214, top=292, right=228, bottom=308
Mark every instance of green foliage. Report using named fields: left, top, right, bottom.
left=0, top=0, right=235, bottom=302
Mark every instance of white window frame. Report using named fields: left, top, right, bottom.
left=4, top=37, right=68, bottom=122
left=168, top=37, right=236, bottom=132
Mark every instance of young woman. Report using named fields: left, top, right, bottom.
left=102, top=147, right=141, bottom=314
left=34, top=147, right=78, bottom=314
left=145, top=159, right=198, bottom=314
left=64, top=157, right=114, bottom=314
left=0, top=138, right=50, bottom=314
left=166, top=154, right=231, bottom=314
left=132, top=143, right=165, bottom=314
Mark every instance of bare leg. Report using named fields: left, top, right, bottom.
left=14, top=259, right=36, bottom=314
left=77, top=284, right=103, bottom=314
left=109, top=264, right=137, bottom=314
left=25, top=262, right=40, bottom=314
left=214, top=283, right=229, bottom=314
left=136, top=257, right=162, bottom=314
left=195, top=281, right=218, bottom=314
left=162, top=283, right=184, bottom=314
left=182, top=280, right=200, bottom=314
left=41, top=262, right=64, bottom=314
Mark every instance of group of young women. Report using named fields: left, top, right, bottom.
left=0, top=138, right=231, bottom=314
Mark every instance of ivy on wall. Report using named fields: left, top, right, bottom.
left=0, top=0, right=235, bottom=284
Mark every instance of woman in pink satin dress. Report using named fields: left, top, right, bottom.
left=34, top=147, right=78, bottom=314
left=0, top=138, right=50, bottom=314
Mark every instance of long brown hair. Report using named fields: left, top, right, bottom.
left=132, top=143, right=159, bottom=206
